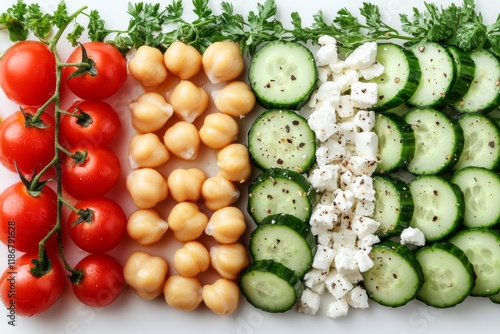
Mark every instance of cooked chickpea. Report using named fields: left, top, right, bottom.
left=202, top=41, right=245, bottom=84
left=210, top=242, right=250, bottom=280
left=216, top=143, right=252, bottom=183
left=129, top=133, right=170, bottom=168
left=164, top=41, right=203, bottom=80
left=124, top=251, right=168, bottom=300
left=163, top=121, right=200, bottom=160
left=128, top=45, right=168, bottom=87
left=199, top=113, right=239, bottom=150
left=167, top=168, right=206, bottom=202
left=203, top=278, right=240, bottom=317
left=201, top=172, right=240, bottom=211
left=127, top=208, right=168, bottom=245
left=212, top=81, right=256, bottom=118
left=163, top=275, right=203, bottom=311
left=129, top=92, right=173, bottom=133
left=167, top=202, right=209, bottom=242
left=173, top=241, right=210, bottom=278
left=126, top=168, right=168, bottom=209
left=169, top=80, right=209, bottom=123
left=205, top=207, right=246, bottom=244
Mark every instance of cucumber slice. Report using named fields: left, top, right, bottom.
left=450, top=167, right=500, bottom=228
left=362, top=240, right=424, bottom=307
left=403, top=107, right=464, bottom=175
left=453, top=112, right=500, bottom=171
left=416, top=242, right=475, bottom=308
left=250, top=214, right=316, bottom=277
left=247, top=168, right=315, bottom=224
left=408, top=175, right=464, bottom=242
left=490, top=291, right=500, bottom=304
left=443, top=46, right=476, bottom=105
left=373, top=175, right=413, bottom=240
left=248, top=110, right=316, bottom=173
left=454, top=48, right=500, bottom=113
left=449, top=228, right=500, bottom=296
left=239, top=259, right=303, bottom=313
left=374, top=112, right=415, bottom=173
left=249, top=41, right=317, bottom=110
left=370, top=43, right=421, bottom=111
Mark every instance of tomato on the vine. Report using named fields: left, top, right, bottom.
left=0, top=41, right=57, bottom=106
left=68, top=197, right=127, bottom=253
left=0, top=252, right=65, bottom=317
left=60, top=100, right=122, bottom=147
left=0, top=107, right=56, bottom=176
left=62, top=42, right=127, bottom=101
left=61, top=145, right=121, bottom=199
left=71, top=253, right=125, bottom=307
left=0, top=181, right=57, bottom=253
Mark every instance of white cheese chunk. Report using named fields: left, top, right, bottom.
left=308, top=164, right=339, bottom=193
left=316, top=43, right=339, bottom=67
left=310, top=203, right=337, bottom=230
left=332, top=189, right=355, bottom=214
left=400, top=227, right=426, bottom=246
left=357, top=233, right=380, bottom=251
left=308, top=103, right=338, bottom=142
left=355, top=199, right=375, bottom=217
left=312, top=244, right=336, bottom=270
left=318, top=35, right=337, bottom=46
left=355, top=249, right=374, bottom=272
left=298, top=289, right=321, bottom=315
left=355, top=131, right=378, bottom=161
left=334, top=247, right=358, bottom=275
left=347, top=156, right=378, bottom=176
left=350, top=215, right=380, bottom=239
left=329, top=60, right=346, bottom=74
left=358, top=61, right=385, bottom=80
left=324, top=270, right=354, bottom=299
left=350, top=81, right=378, bottom=108
left=353, top=110, right=375, bottom=132
left=337, top=95, right=355, bottom=119
left=326, top=298, right=349, bottom=319
left=333, top=68, right=359, bottom=93
left=303, top=268, right=329, bottom=289
left=345, top=41, right=377, bottom=70
left=345, top=286, right=369, bottom=309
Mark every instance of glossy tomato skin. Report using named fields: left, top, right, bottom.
left=0, top=182, right=57, bottom=253
left=72, top=253, right=125, bottom=307
left=0, top=252, right=65, bottom=317
left=60, top=100, right=121, bottom=147
left=0, top=108, right=56, bottom=176
left=0, top=41, right=56, bottom=106
left=68, top=197, right=127, bottom=253
left=62, top=42, right=127, bottom=101
left=61, top=145, right=121, bottom=200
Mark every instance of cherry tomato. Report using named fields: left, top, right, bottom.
left=60, top=100, right=122, bottom=147
left=68, top=197, right=127, bottom=253
left=0, top=252, right=65, bottom=317
left=61, top=145, right=121, bottom=200
left=0, top=181, right=57, bottom=253
left=71, top=253, right=125, bottom=307
left=0, top=108, right=56, bottom=176
left=62, top=42, right=127, bottom=101
left=0, top=41, right=56, bottom=106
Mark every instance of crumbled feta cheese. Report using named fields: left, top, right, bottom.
left=332, top=189, right=355, bottom=214
left=308, top=103, right=338, bottom=142
left=357, top=233, right=380, bottom=251
left=343, top=268, right=364, bottom=284
left=347, top=156, right=378, bottom=176
left=316, top=43, right=338, bottom=66
left=312, top=244, right=336, bottom=270
left=337, top=95, right=355, bottom=119
left=326, top=298, right=349, bottom=319
left=324, top=270, right=353, bottom=299
left=333, top=68, right=360, bottom=93
left=318, top=35, right=337, bottom=46
left=353, top=110, right=375, bottom=132
left=332, top=229, right=357, bottom=249
left=350, top=81, right=378, bottom=108
left=308, top=164, right=339, bottom=193
left=350, top=215, right=380, bottom=239
left=334, top=247, right=358, bottom=275
left=350, top=175, right=375, bottom=202
left=355, top=199, right=375, bottom=217
left=358, top=61, right=385, bottom=80
left=317, top=66, right=331, bottom=83
left=316, top=82, right=341, bottom=104
left=303, top=268, right=329, bottom=289
left=345, top=286, right=369, bottom=309
left=298, top=289, right=321, bottom=315
left=329, top=60, right=346, bottom=74
left=339, top=121, right=358, bottom=144
left=310, top=203, right=337, bottom=230
left=400, top=227, right=426, bottom=246
left=315, top=146, right=332, bottom=168
left=355, top=249, right=374, bottom=272
left=355, top=131, right=378, bottom=160
left=345, top=41, right=377, bottom=69
left=322, top=136, right=347, bottom=163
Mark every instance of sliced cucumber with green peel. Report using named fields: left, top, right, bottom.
left=239, top=259, right=303, bottom=313
left=416, top=242, right=475, bottom=308
left=362, top=240, right=424, bottom=307
left=250, top=214, right=316, bottom=277
left=443, top=45, right=476, bottom=105
left=249, top=41, right=317, bottom=110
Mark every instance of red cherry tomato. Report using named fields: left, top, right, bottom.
left=61, top=145, right=121, bottom=200
left=0, top=252, right=65, bottom=317
left=0, top=181, right=57, bottom=253
left=71, top=253, right=125, bottom=307
left=68, top=197, right=127, bottom=253
left=62, top=42, right=127, bottom=101
left=60, top=100, right=122, bottom=147
left=0, top=108, right=56, bottom=176
left=0, top=41, right=56, bottom=106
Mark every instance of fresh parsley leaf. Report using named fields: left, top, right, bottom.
left=51, top=2, right=69, bottom=29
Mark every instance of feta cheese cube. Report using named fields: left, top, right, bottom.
left=350, top=215, right=380, bottom=239
left=333, top=68, right=359, bottom=93
left=308, top=103, right=337, bottom=142
left=334, top=247, right=358, bottom=274
left=350, top=81, right=378, bottom=108
left=310, top=203, right=336, bottom=230
left=309, top=282, right=326, bottom=295
left=355, top=249, right=374, bottom=272
left=316, top=81, right=341, bottom=104
left=316, top=43, right=338, bottom=66
left=339, top=121, right=358, bottom=144
left=343, top=268, right=364, bottom=284
left=357, top=233, right=380, bottom=251
left=324, top=270, right=353, bottom=299
left=350, top=175, right=376, bottom=202
left=318, top=35, right=337, bottom=46
left=345, top=41, right=377, bottom=70
left=312, top=244, right=336, bottom=270
left=308, top=164, right=339, bottom=192
left=332, top=189, right=355, bottom=214
left=326, top=298, right=349, bottom=319
left=303, top=268, right=329, bottom=288
left=355, top=131, right=378, bottom=160
left=345, top=286, right=369, bottom=309
left=347, top=156, right=378, bottom=176
left=353, top=110, right=375, bottom=132
left=332, top=229, right=357, bottom=249
left=329, top=60, right=346, bottom=74
left=400, top=227, right=426, bottom=246
left=358, top=61, right=385, bottom=80
left=315, top=146, right=332, bottom=168
left=355, top=199, right=375, bottom=216
left=298, top=289, right=321, bottom=315
left=317, top=66, right=331, bottom=83
left=322, top=136, right=347, bottom=162
left=337, top=95, right=355, bottom=119
left=313, top=226, right=334, bottom=247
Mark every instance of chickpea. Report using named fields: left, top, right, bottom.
left=201, top=172, right=240, bottom=211
left=124, top=251, right=168, bottom=300
left=216, top=143, right=252, bottom=183
left=199, top=113, right=239, bottom=150
left=128, top=45, right=168, bottom=87
left=212, top=81, right=256, bottom=118
left=173, top=241, right=210, bottom=278
left=164, top=41, right=203, bottom=80
left=167, top=202, right=209, bottom=242
left=205, top=207, right=246, bottom=244
left=202, top=278, right=240, bottom=317
left=167, top=168, right=206, bottom=202
left=126, top=168, right=168, bottom=209
left=163, top=275, right=203, bottom=311
left=127, top=208, right=168, bottom=245
left=202, top=41, right=245, bottom=84
left=210, top=242, right=250, bottom=280
left=129, top=92, right=173, bottom=133
left=129, top=133, right=170, bottom=168
left=169, top=80, right=209, bottom=123
left=163, top=121, right=200, bottom=160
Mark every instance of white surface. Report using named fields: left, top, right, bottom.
left=0, top=0, right=498, bottom=333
